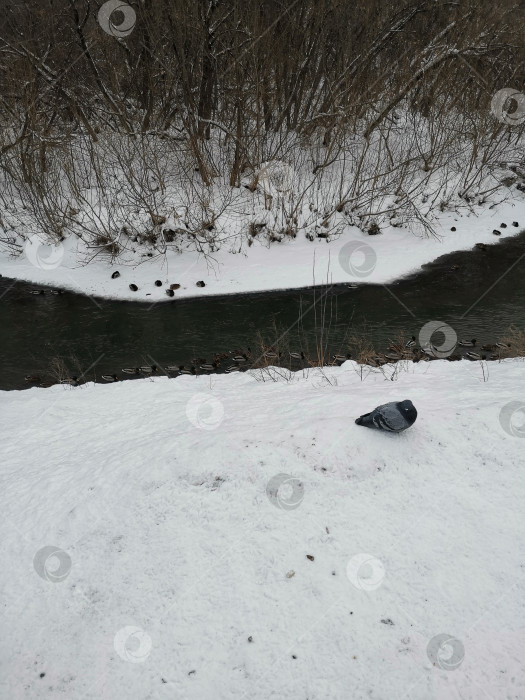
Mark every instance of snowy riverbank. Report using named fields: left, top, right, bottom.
left=1, top=197, right=524, bottom=302
left=1, top=358, right=524, bottom=699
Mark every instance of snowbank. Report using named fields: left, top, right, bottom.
left=1, top=198, right=524, bottom=301
left=1, top=359, right=524, bottom=699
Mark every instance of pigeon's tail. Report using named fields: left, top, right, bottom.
left=355, top=412, right=374, bottom=427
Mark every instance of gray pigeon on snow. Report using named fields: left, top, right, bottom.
left=355, top=400, right=417, bottom=432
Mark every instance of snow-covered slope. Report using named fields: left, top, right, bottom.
left=1, top=359, right=524, bottom=699
left=1, top=199, right=524, bottom=302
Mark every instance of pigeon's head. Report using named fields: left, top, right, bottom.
left=397, top=400, right=417, bottom=423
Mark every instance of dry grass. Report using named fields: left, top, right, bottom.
left=497, top=326, right=525, bottom=358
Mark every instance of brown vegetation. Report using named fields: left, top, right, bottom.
left=0, top=0, right=524, bottom=249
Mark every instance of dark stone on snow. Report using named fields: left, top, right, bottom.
left=154, top=280, right=162, bottom=287
left=129, top=284, right=138, bottom=291
left=166, top=289, right=174, bottom=297
left=196, top=281, right=206, bottom=287
left=111, top=271, right=120, bottom=279
left=492, top=229, right=501, bottom=235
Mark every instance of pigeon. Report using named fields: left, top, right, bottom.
left=355, top=400, right=417, bottom=433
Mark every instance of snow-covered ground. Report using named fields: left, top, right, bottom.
left=1, top=198, right=524, bottom=302
left=1, top=358, right=524, bottom=699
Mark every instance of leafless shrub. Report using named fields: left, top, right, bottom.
left=0, top=0, right=523, bottom=252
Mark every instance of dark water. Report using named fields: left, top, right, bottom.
left=1, top=231, right=525, bottom=390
